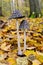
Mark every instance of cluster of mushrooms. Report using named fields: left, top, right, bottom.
left=0, top=10, right=29, bottom=56
left=0, top=10, right=43, bottom=54
left=0, top=10, right=43, bottom=65
left=8, top=10, right=29, bottom=56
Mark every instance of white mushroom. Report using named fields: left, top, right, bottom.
left=8, top=10, right=25, bottom=56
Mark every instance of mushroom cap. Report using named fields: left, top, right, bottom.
left=19, top=20, right=29, bottom=30
left=8, top=10, right=25, bottom=20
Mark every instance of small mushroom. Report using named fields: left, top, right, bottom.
left=19, top=20, right=29, bottom=51
left=8, top=10, right=25, bottom=20
left=28, top=54, right=41, bottom=65
left=8, top=10, right=25, bottom=55
left=28, top=54, right=36, bottom=62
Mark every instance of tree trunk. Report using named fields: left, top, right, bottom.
left=34, top=0, right=41, bottom=16
left=29, top=0, right=35, bottom=15
left=0, top=0, right=3, bottom=16
left=29, top=0, right=41, bottom=17
left=0, top=7, right=3, bottom=16
left=11, top=0, right=15, bottom=13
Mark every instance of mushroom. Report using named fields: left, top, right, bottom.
left=19, top=20, right=29, bottom=51
left=8, top=10, right=25, bottom=55
left=28, top=54, right=41, bottom=65
left=28, top=54, right=36, bottom=62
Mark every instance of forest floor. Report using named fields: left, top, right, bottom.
left=0, top=17, right=43, bottom=65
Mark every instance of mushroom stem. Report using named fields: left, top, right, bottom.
left=16, top=20, right=22, bottom=55
left=23, top=30, right=26, bottom=51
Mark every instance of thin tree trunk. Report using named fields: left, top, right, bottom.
left=0, top=7, right=2, bottom=16
left=25, top=0, right=29, bottom=16
left=10, top=0, right=13, bottom=13
left=9, top=0, right=12, bottom=14
left=29, top=0, right=41, bottom=17
left=34, top=0, right=41, bottom=16
left=29, top=0, right=35, bottom=14
left=11, top=0, right=15, bottom=13
left=0, top=0, right=3, bottom=16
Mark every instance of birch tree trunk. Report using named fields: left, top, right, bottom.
left=11, top=0, right=15, bottom=13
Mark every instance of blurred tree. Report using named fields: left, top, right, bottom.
left=0, top=7, right=2, bottom=16
left=0, top=0, right=3, bottom=16
left=29, top=0, right=42, bottom=17
left=24, top=0, right=29, bottom=16
left=0, top=0, right=43, bottom=17
left=2, top=0, right=11, bottom=16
